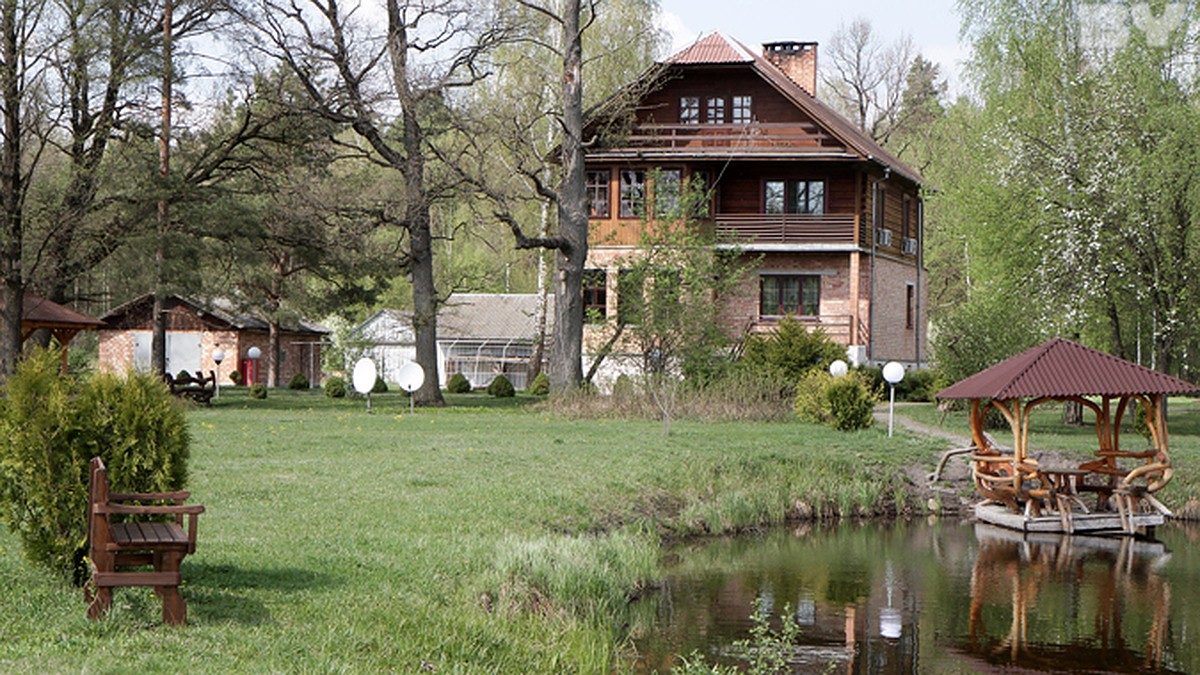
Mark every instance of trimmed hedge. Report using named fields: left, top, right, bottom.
left=487, top=374, right=515, bottom=398
left=528, top=372, right=550, bottom=396
left=288, top=373, right=310, bottom=390
left=250, top=383, right=268, bottom=399
left=324, top=376, right=347, bottom=398
left=447, top=372, right=471, bottom=393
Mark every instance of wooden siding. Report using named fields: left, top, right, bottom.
left=624, top=67, right=848, bottom=153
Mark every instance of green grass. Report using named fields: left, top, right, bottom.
left=0, top=390, right=945, bottom=672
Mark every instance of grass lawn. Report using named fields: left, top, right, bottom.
left=0, top=389, right=994, bottom=672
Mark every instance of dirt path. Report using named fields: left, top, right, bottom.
left=874, top=403, right=976, bottom=512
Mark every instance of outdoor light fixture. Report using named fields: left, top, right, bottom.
left=212, top=348, right=224, bottom=400
left=882, top=361, right=905, bottom=438
left=247, top=347, right=261, bottom=387
left=829, top=359, right=848, bottom=377
left=396, top=362, right=425, bottom=416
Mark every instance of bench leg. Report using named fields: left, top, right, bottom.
left=86, top=583, right=113, bottom=619
left=153, top=551, right=188, bottom=625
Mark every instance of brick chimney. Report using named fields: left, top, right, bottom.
left=762, top=42, right=818, bottom=96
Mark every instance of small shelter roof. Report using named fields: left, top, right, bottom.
left=100, top=294, right=328, bottom=335
left=22, top=292, right=105, bottom=332
left=440, top=293, right=554, bottom=342
left=937, top=337, right=1199, bottom=400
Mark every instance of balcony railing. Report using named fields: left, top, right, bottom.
left=714, top=213, right=859, bottom=245
left=613, top=122, right=838, bottom=152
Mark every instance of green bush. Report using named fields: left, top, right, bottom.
left=739, top=318, right=844, bottom=385
left=372, top=375, right=388, bottom=394
left=175, top=369, right=193, bottom=382
left=487, top=374, right=516, bottom=398
left=794, top=370, right=875, bottom=431
left=249, top=383, right=268, bottom=399
left=447, top=372, right=472, bottom=393
left=0, top=349, right=190, bottom=581
left=528, top=372, right=550, bottom=396
left=229, top=369, right=243, bottom=386
left=324, top=376, right=346, bottom=398
left=288, top=373, right=309, bottom=390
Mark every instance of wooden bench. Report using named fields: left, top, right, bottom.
left=165, top=370, right=216, bottom=405
left=85, top=457, right=204, bottom=625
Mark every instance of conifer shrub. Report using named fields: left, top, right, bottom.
left=249, top=383, right=268, bottom=399
left=372, top=375, right=388, bottom=394
left=0, top=349, right=190, bottom=581
left=528, top=372, right=550, bottom=396
left=229, top=369, right=243, bottom=385
left=487, top=374, right=516, bottom=398
left=288, top=373, right=309, bottom=390
left=794, top=370, right=875, bottom=431
left=175, top=369, right=193, bottom=382
left=447, top=372, right=472, bottom=393
left=739, top=318, right=845, bottom=385
left=323, top=376, right=346, bottom=398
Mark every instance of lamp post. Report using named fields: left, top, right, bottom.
left=882, top=361, right=905, bottom=438
left=247, top=346, right=261, bottom=386
left=212, top=348, right=224, bottom=400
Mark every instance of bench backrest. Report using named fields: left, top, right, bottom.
left=87, top=457, right=111, bottom=557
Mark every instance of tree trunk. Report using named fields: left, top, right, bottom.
left=528, top=199, right=551, bottom=381
left=268, top=320, right=280, bottom=387
left=0, top=0, right=22, bottom=378
left=151, top=0, right=173, bottom=377
left=549, top=0, right=586, bottom=392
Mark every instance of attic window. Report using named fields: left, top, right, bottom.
left=732, top=96, right=752, bottom=124
left=706, top=97, right=726, bottom=123
left=679, top=96, right=699, bottom=124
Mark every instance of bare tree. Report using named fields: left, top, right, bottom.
left=240, top=0, right=509, bottom=405
left=821, top=17, right=915, bottom=145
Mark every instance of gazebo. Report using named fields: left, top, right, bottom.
left=937, top=337, right=1199, bottom=535
left=18, top=292, right=105, bottom=372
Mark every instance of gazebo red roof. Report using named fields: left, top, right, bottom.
left=22, top=292, right=105, bottom=330
left=937, top=337, right=1199, bottom=400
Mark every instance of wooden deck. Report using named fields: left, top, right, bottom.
left=975, top=501, right=1164, bottom=536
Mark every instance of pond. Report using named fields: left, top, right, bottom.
left=628, top=519, right=1200, bottom=673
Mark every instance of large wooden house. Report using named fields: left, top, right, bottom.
left=583, top=34, right=926, bottom=372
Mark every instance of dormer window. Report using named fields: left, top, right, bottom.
left=679, top=97, right=699, bottom=124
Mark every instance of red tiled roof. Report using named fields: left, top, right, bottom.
left=937, top=337, right=1199, bottom=400
left=655, top=33, right=922, bottom=185
left=667, top=33, right=755, bottom=64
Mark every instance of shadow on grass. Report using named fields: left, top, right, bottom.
left=183, top=562, right=339, bottom=626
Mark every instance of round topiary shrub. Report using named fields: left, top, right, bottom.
left=447, top=372, right=471, bottom=393
left=249, top=383, right=268, bottom=399
left=528, top=372, right=550, bottom=396
left=372, top=375, right=388, bottom=394
left=175, top=369, right=193, bottom=382
left=0, top=348, right=190, bottom=581
left=229, top=369, right=243, bottom=386
left=324, top=376, right=347, bottom=398
left=487, top=374, right=515, bottom=398
left=794, top=370, right=875, bottom=431
left=824, top=374, right=875, bottom=431
left=288, top=373, right=309, bottom=390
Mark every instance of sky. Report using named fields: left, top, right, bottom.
left=656, top=0, right=969, bottom=92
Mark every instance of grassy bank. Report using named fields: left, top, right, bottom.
left=0, top=389, right=944, bottom=672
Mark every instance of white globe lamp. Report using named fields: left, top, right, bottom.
left=352, top=358, right=378, bottom=412
left=212, top=349, right=225, bottom=399
left=829, top=359, right=848, bottom=377
left=882, top=361, right=905, bottom=437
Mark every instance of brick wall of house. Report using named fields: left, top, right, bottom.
left=717, top=252, right=858, bottom=345
left=98, top=326, right=322, bottom=386
left=867, top=255, right=928, bottom=365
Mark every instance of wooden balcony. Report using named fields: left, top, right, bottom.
left=605, top=122, right=845, bottom=154
left=745, top=314, right=867, bottom=346
left=713, top=213, right=860, bottom=246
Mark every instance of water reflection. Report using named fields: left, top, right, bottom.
left=629, top=519, right=1194, bottom=673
